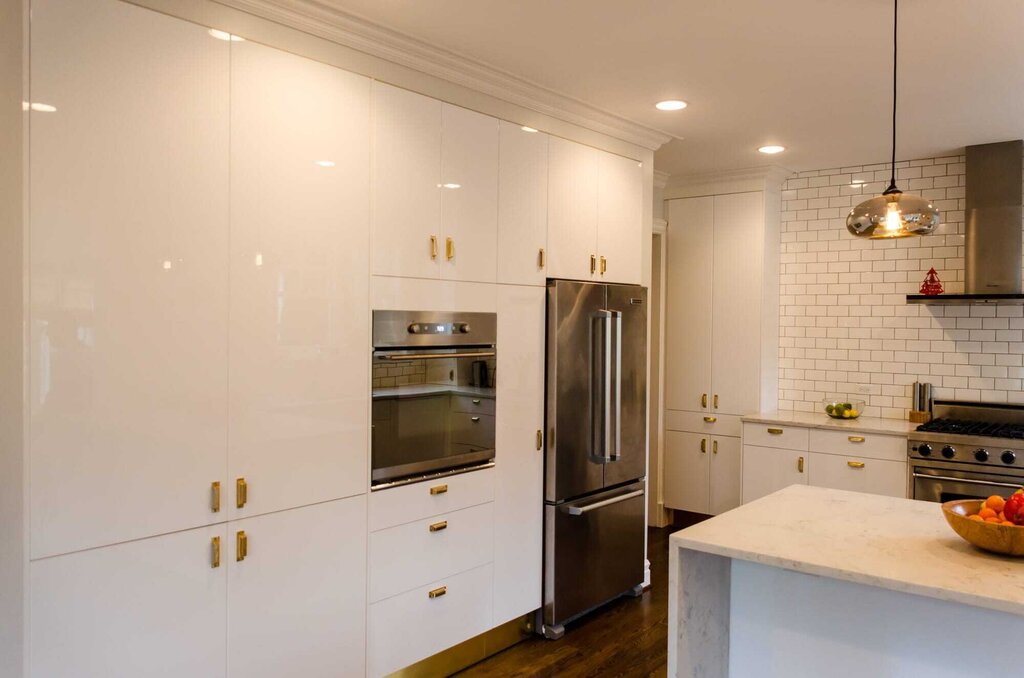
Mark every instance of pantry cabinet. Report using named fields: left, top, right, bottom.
left=497, top=122, right=549, bottom=285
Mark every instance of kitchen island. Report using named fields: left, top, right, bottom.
left=669, top=484, right=1024, bottom=677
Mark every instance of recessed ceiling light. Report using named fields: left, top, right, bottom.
left=655, top=100, right=688, bottom=111
left=314, top=160, right=335, bottom=168
left=520, top=126, right=538, bottom=133
left=208, top=28, right=244, bottom=42
left=758, top=145, right=785, bottom=154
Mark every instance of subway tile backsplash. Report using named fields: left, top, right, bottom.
left=778, top=153, right=1024, bottom=419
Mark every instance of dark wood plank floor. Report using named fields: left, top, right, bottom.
left=457, top=514, right=706, bottom=678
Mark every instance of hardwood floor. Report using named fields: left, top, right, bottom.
left=457, top=515, right=706, bottom=678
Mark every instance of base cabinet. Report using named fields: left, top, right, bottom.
left=808, top=453, right=907, bottom=499
left=741, top=444, right=807, bottom=504
left=664, top=431, right=740, bottom=515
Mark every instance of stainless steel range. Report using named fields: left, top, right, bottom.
left=909, top=400, right=1024, bottom=502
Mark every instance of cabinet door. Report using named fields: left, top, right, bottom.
left=664, top=197, right=713, bottom=413
left=497, top=122, right=548, bottom=285
left=597, top=151, right=643, bottom=285
left=228, top=39, right=369, bottom=519
left=493, top=286, right=545, bottom=625
left=663, top=431, right=709, bottom=514
left=441, top=104, right=498, bottom=282
left=808, top=453, right=907, bottom=498
left=709, top=436, right=742, bottom=515
left=710, top=191, right=764, bottom=416
left=29, top=0, right=230, bottom=559
left=546, top=137, right=599, bottom=281
left=31, top=524, right=227, bottom=678
left=741, top=445, right=808, bottom=504
left=372, top=82, right=442, bottom=279
left=227, top=496, right=367, bottom=678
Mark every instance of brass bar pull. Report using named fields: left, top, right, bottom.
left=428, top=586, right=447, bottom=599
left=430, top=484, right=448, bottom=496
left=712, top=440, right=718, bottom=455
left=429, top=520, right=448, bottom=533
left=430, top=235, right=438, bottom=260
left=211, top=536, right=221, bottom=568
left=798, top=456, right=805, bottom=473
left=701, top=393, right=708, bottom=408
left=236, top=530, right=248, bottom=561
left=536, top=429, right=543, bottom=450
left=599, top=255, right=607, bottom=274
left=445, top=237, right=455, bottom=261
left=767, top=428, right=783, bottom=435
left=538, top=248, right=545, bottom=269
left=848, top=436, right=865, bottom=443
left=703, top=416, right=717, bottom=423
left=236, top=478, right=247, bottom=509
left=471, top=416, right=481, bottom=422
left=590, top=254, right=596, bottom=274
left=848, top=460, right=866, bottom=469
left=700, top=439, right=707, bottom=454
left=713, top=394, right=719, bottom=409
left=211, top=481, right=221, bottom=513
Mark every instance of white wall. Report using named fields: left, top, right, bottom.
left=778, top=152, right=1024, bottom=418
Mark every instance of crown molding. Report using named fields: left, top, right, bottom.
left=663, top=164, right=794, bottom=199
left=214, top=0, right=673, bottom=151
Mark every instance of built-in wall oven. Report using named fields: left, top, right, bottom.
left=371, top=310, right=497, bottom=489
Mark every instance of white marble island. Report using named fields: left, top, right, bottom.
left=669, top=485, right=1024, bottom=677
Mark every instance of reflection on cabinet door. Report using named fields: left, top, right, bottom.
left=497, top=122, right=548, bottom=286
left=227, top=497, right=367, bottom=678
left=31, top=524, right=227, bottom=678
left=709, top=436, right=741, bottom=515
left=546, top=137, right=599, bottom=281
left=372, top=82, right=442, bottom=279
left=742, top=445, right=808, bottom=504
left=229, top=37, right=370, bottom=519
left=597, top=152, right=643, bottom=285
left=29, top=0, right=230, bottom=559
left=664, top=431, right=710, bottom=514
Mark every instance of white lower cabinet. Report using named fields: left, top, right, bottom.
left=808, top=453, right=907, bottom=499
left=709, top=436, right=742, bottom=515
left=741, top=445, right=807, bottom=504
left=664, top=431, right=740, bottom=515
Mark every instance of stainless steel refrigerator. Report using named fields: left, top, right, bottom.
left=541, top=279, right=648, bottom=639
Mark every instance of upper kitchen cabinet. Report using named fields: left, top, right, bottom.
left=597, top=152, right=643, bottom=285
left=441, top=104, right=499, bottom=283
left=29, top=0, right=230, bottom=559
left=372, top=82, right=443, bottom=279
left=497, top=122, right=549, bottom=285
left=228, top=39, right=370, bottom=518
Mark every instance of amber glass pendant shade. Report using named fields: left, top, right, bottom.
left=846, top=190, right=940, bottom=239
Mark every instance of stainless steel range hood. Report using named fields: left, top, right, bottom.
left=908, top=140, right=1024, bottom=305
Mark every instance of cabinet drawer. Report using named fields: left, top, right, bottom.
left=666, top=410, right=742, bottom=437
left=368, top=563, right=493, bottom=677
left=808, top=429, right=906, bottom=462
left=369, top=502, right=493, bottom=603
left=742, top=423, right=809, bottom=450
left=451, top=394, right=495, bottom=416
left=369, top=468, right=494, bottom=531
left=450, top=412, right=495, bottom=448
left=808, top=453, right=908, bottom=498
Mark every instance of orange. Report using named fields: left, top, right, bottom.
left=986, top=495, right=1006, bottom=512
left=978, top=507, right=998, bottom=520
left=985, top=517, right=1002, bottom=523
left=1003, top=521, right=1016, bottom=526
left=969, top=515, right=985, bottom=522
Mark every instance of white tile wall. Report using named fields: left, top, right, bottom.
left=778, top=153, right=1024, bottom=419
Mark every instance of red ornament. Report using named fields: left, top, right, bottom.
left=920, top=268, right=944, bottom=295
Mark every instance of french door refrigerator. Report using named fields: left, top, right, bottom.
left=542, top=279, right=648, bottom=639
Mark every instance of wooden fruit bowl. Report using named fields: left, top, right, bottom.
left=942, top=499, right=1024, bottom=557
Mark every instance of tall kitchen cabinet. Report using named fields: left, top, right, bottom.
left=662, top=173, right=783, bottom=515
left=27, top=0, right=369, bottom=675
left=497, top=121, right=549, bottom=285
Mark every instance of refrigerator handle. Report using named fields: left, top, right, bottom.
left=609, top=310, right=622, bottom=461
left=591, top=311, right=611, bottom=464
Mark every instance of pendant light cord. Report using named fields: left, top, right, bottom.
left=885, top=0, right=900, bottom=195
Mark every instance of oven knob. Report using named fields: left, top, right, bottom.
left=917, top=444, right=932, bottom=457
left=974, top=449, right=990, bottom=462
left=941, top=446, right=956, bottom=459
left=1002, top=450, right=1017, bottom=465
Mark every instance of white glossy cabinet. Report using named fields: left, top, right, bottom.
left=546, top=136, right=600, bottom=281
left=229, top=38, right=370, bottom=519
left=597, top=152, right=643, bottom=284
left=709, top=436, right=742, bottom=515
left=497, top=122, right=548, bottom=285
left=31, top=525, right=228, bottom=678
left=372, top=82, right=442, bottom=279
left=493, top=285, right=545, bottom=624
left=665, top=431, right=740, bottom=515
left=29, top=0, right=231, bottom=559
left=227, top=497, right=367, bottom=678
left=741, top=444, right=807, bottom=504
left=808, top=453, right=907, bottom=498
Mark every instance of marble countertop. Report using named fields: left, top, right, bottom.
left=372, top=384, right=495, bottom=400
left=742, top=410, right=920, bottom=436
left=672, top=484, right=1024, bottom=617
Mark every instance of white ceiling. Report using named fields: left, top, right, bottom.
left=315, top=0, right=1024, bottom=177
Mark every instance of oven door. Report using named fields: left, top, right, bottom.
left=912, top=459, right=1023, bottom=503
left=371, top=346, right=496, bottom=488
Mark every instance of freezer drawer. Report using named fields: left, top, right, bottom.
left=543, top=481, right=645, bottom=629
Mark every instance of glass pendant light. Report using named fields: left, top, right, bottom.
left=847, top=0, right=940, bottom=239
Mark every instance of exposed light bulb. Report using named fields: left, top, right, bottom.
left=884, top=204, right=902, bottom=234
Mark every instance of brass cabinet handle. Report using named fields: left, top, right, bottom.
left=429, top=520, right=448, bottom=533
left=471, top=416, right=481, bottom=422
left=236, top=530, right=248, bottom=562
left=700, top=439, right=707, bottom=454
left=211, top=536, right=221, bottom=568
left=538, top=248, right=545, bottom=269
left=599, top=255, right=607, bottom=274
left=590, top=254, right=596, bottom=274
left=798, top=456, right=805, bottom=473
left=701, top=393, right=708, bottom=408
left=703, top=416, right=717, bottom=423
left=211, top=481, right=221, bottom=513
left=430, top=484, right=448, bottom=496
left=536, top=429, right=543, bottom=451
left=847, top=460, right=866, bottom=469
left=848, top=436, right=865, bottom=443
left=236, top=477, right=247, bottom=509
left=713, top=394, right=719, bottom=409
left=430, top=235, right=438, bottom=260
left=712, top=440, right=718, bottom=454
left=428, top=586, right=447, bottom=599
left=767, top=428, right=783, bottom=435
left=445, top=237, right=455, bottom=261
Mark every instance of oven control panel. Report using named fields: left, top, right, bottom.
left=910, top=439, right=1024, bottom=467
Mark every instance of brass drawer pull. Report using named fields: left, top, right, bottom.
left=712, top=440, right=718, bottom=454
left=590, top=254, right=596, bottom=274
left=704, top=416, right=717, bottom=423
left=236, top=477, right=248, bottom=509
left=430, top=235, right=438, bottom=260
left=701, top=393, right=708, bottom=408
left=700, top=439, right=707, bottom=454
left=445, top=237, right=455, bottom=261
left=767, top=428, right=783, bottom=435
left=848, top=436, right=865, bottom=443
left=797, top=456, right=805, bottom=473
left=536, top=429, right=543, bottom=451
left=599, top=255, right=607, bottom=274
left=538, top=248, right=545, bottom=269
left=848, top=460, right=866, bottom=469
left=430, top=484, right=448, bottom=496
left=211, top=481, right=221, bottom=513
left=236, top=530, right=248, bottom=562
left=211, top=536, right=221, bottom=568
left=428, top=586, right=447, bottom=599
left=713, top=394, right=719, bottom=409
left=429, top=520, right=448, bottom=533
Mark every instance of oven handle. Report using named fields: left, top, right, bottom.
left=912, top=472, right=1023, bottom=491
left=378, top=351, right=495, bottom=361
